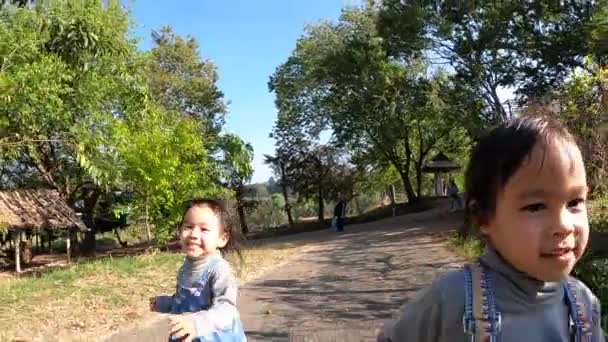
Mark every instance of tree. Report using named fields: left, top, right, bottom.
left=217, top=134, right=254, bottom=234
left=269, top=5, right=472, bottom=204
left=272, top=144, right=352, bottom=223
left=246, top=183, right=269, bottom=199
left=0, top=2, right=231, bottom=251
left=110, top=102, right=223, bottom=243
left=0, top=0, right=147, bottom=252
left=379, top=0, right=605, bottom=125
left=263, top=152, right=295, bottom=228
left=145, top=26, right=227, bottom=138
left=548, top=63, right=608, bottom=194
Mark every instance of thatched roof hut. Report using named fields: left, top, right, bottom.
left=0, top=189, right=87, bottom=232
left=0, top=189, right=87, bottom=273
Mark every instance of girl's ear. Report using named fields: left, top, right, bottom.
left=217, top=231, right=229, bottom=249
left=467, top=199, right=490, bottom=233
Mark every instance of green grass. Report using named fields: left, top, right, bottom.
left=0, top=237, right=306, bottom=342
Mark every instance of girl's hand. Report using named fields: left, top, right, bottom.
left=168, top=315, right=195, bottom=342
left=149, top=297, right=156, bottom=311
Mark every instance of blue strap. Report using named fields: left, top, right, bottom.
left=463, top=264, right=476, bottom=335
left=563, top=280, right=594, bottom=342
left=462, top=262, right=501, bottom=342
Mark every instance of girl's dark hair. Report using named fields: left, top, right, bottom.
left=179, top=198, right=243, bottom=258
left=464, top=114, right=578, bottom=226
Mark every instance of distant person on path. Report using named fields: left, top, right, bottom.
left=150, top=199, right=247, bottom=342
left=447, top=179, right=462, bottom=211
left=378, top=115, right=605, bottom=341
left=333, top=196, right=347, bottom=232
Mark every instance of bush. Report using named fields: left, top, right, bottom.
left=446, top=233, right=484, bottom=261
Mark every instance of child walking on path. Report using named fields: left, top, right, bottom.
left=379, top=115, right=605, bottom=341
left=151, top=199, right=247, bottom=342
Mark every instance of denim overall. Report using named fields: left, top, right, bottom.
left=463, top=262, right=594, bottom=342
left=169, top=256, right=247, bottom=342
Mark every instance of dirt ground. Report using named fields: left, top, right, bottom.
left=105, top=207, right=464, bottom=342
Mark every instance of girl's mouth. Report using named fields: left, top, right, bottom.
left=540, top=247, right=574, bottom=262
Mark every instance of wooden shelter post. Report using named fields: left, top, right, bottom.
left=66, top=228, right=71, bottom=263
left=14, top=229, right=21, bottom=273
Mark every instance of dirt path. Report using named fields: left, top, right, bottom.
left=105, top=208, right=464, bottom=342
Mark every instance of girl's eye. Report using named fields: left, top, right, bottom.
left=521, top=203, right=546, bottom=212
left=567, top=198, right=585, bottom=208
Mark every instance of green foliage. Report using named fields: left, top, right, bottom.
left=590, top=195, right=608, bottom=233
left=379, top=0, right=606, bottom=127
left=217, top=134, right=254, bottom=189
left=270, top=5, right=474, bottom=203
left=557, top=63, right=608, bottom=194
left=246, top=193, right=287, bottom=229
left=0, top=3, right=236, bottom=245
left=216, top=133, right=255, bottom=233
left=145, top=26, right=227, bottom=137
left=0, top=0, right=143, bottom=195
left=113, top=103, right=223, bottom=239
left=246, top=183, right=270, bottom=199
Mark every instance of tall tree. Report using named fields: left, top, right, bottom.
left=263, top=152, right=295, bottom=228
left=145, top=26, right=227, bottom=138
left=111, top=102, right=222, bottom=243
left=277, top=144, right=350, bottom=223
left=0, top=0, right=145, bottom=252
left=269, top=6, right=471, bottom=204
left=379, top=0, right=605, bottom=125
left=217, top=134, right=255, bottom=234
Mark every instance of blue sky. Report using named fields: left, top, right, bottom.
left=131, top=1, right=356, bottom=183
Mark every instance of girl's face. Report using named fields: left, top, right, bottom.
left=179, top=205, right=228, bottom=259
left=482, top=139, right=589, bottom=282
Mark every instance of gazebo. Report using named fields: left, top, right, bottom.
left=422, top=152, right=461, bottom=196
left=0, top=189, right=88, bottom=273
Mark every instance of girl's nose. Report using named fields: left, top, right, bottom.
left=553, top=208, right=575, bottom=237
left=189, top=226, right=204, bottom=238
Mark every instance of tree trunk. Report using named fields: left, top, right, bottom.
left=354, top=196, right=362, bottom=215
left=235, top=187, right=249, bottom=235
left=279, top=163, right=294, bottom=228
left=81, top=189, right=101, bottom=256
left=237, top=202, right=248, bottom=235
left=388, top=185, right=396, bottom=205
left=145, top=190, right=152, bottom=244
left=401, top=131, right=418, bottom=204
left=415, top=161, right=423, bottom=199
left=317, top=186, right=324, bottom=224
left=399, top=171, right=418, bottom=204
left=113, top=228, right=127, bottom=247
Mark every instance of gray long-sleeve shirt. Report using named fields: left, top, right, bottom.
left=383, top=247, right=605, bottom=341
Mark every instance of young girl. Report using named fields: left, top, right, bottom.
left=379, top=115, right=605, bottom=341
left=151, top=199, right=247, bottom=342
